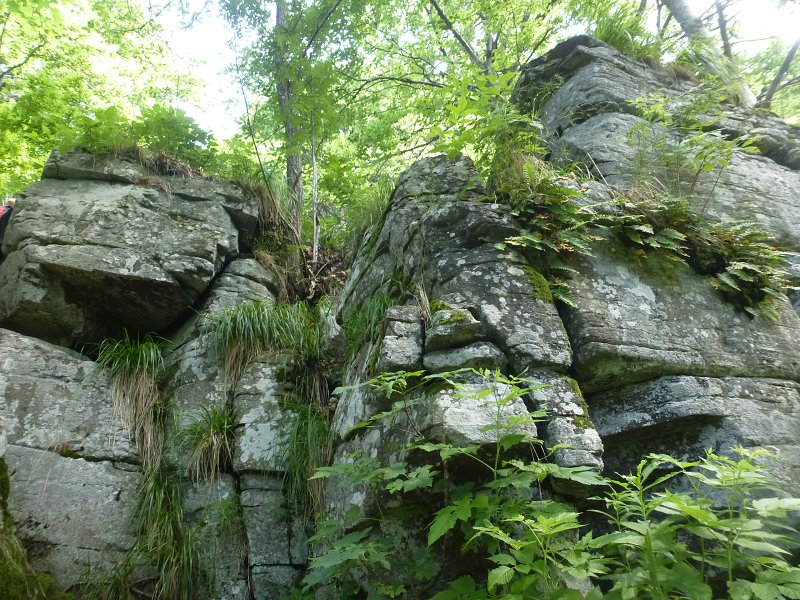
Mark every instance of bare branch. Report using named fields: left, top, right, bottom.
left=428, top=0, right=487, bottom=73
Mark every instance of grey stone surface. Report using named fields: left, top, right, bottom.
left=377, top=305, right=423, bottom=372
left=590, top=376, right=800, bottom=494
left=201, top=258, right=279, bottom=317
left=425, top=308, right=482, bottom=352
left=415, top=377, right=538, bottom=449
left=337, top=155, right=572, bottom=377
left=0, top=150, right=258, bottom=346
left=5, top=444, right=141, bottom=589
left=432, top=246, right=573, bottom=372
left=563, top=240, right=800, bottom=393
left=423, top=341, right=507, bottom=373
left=250, top=565, right=301, bottom=600
left=515, top=36, right=800, bottom=171
left=526, top=373, right=604, bottom=477
left=240, top=473, right=304, bottom=599
left=393, top=153, right=483, bottom=202
left=232, top=358, right=293, bottom=473
left=0, top=327, right=135, bottom=461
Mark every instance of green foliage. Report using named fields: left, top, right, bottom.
left=82, top=468, right=203, bottom=600
left=493, top=153, right=594, bottom=307
left=573, top=0, right=664, bottom=61
left=0, top=530, right=74, bottom=600
left=96, top=330, right=170, bottom=468
left=687, top=222, right=794, bottom=320
left=176, top=404, right=235, bottom=483
left=491, top=143, right=792, bottom=319
left=280, top=401, right=331, bottom=521
left=302, top=369, right=800, bottom=600
left=341, top=292, right=397, bottom=361
left=62, top=103, right=215, bottom=171
left=593, top=449, right=800, bottom=600
left=0, top=0, right=194, bottom=195
left=204, top=298, right=334, bottom=409
left=324, top=176, right=394, bottom=259
left=628, top=89, right=760, bottom=196
left=135, top=469, right=202, bottom=600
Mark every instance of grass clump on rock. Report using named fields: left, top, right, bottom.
left=96, top=330, right=170, bottom=469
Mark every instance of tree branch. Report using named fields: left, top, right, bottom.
left=303, top=0, right=344, bottom=57
left=428, top=0, right=487, bottom=73
left=0, top=40, right=47, bottom=86
left=758, top=38, right=800, bottom=109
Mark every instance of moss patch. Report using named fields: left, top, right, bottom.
left=430, top=300, right=451, bottom=314
left=523, top=266, right=554, bottom=303
left=435, top=311, right=467, bottom=326
left=572, top=415, right=596, bottom=430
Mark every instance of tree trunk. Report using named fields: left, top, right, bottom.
left=275, top=0, right=304, bottom=239
left=311, top=112, right=320, bottom=266
left=661, top=0, right=756, bottom=108
left=661, top=0, right=709, bottom=40
left=759, top=38, right=800, bottom=109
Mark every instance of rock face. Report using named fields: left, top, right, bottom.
left=514, top=36, right=800, bottom=251
left=0, top=152, right=301, bottom=599
left=0, top=149, right=260, bottom=347
left=508, top=35, right=800, bottom=495
left=2, top=35, right=800, bottom=600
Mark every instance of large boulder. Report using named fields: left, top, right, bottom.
left=590, top=376, right=800, bottom=494
left=0, top=149, right=261, bottom=347
left=5, top=444, right=141, bottom=589
left=563, top=241, right=800, bottom=393
left=0, top=327, right=135, bottom=462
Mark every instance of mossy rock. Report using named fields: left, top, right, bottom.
left=523, top=266, right=553, bottom=303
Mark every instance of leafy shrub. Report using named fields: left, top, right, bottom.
left=63, top=103, right=215, bottom=171
left=300, top=369, right=800, bottom=600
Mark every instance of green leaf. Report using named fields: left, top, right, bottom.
left=487, top=565, right=514, bottom=591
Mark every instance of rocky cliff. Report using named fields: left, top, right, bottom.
left=1, top=36, right=799, bottom=599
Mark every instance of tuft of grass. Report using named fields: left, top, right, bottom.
left=135, top=468, right=201, bottom=600
left=96, top=331, right=169, bottom=469
left=203, top=299, right=274, bottom=385
left=590, top=4, right=663, bottom=62
left=341, top=292, right=397, bottom=360
left=176, top=404, right=234, bottom=483
left=204, top=299, right=328, bottom=383
left=280, top=402, right=331, bottom=521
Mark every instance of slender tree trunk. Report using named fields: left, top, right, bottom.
left=759, top=38, right=800, bottom=109
left=311, top=112, right=320, bottom=266
left=275, top=0, right=304, bottom=239
left=662, top=0, right=709, bottom=39
left=714, top=0, right=733, bottom=60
